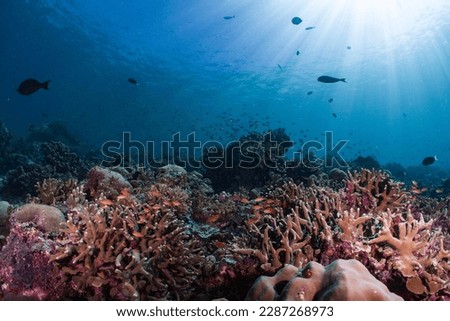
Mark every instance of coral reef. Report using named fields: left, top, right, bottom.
left=203, top=129, right=301, bottom=191
left=350, top=155, right=380, bottom=170
left=0, top=121, right=12, bottom=158
left=246, top=260, right=403, bottom=300
left=0, top=165, right=448, bottom=301
left=35, top=178, right=79, bottom=205
left=1, top=141, right=91, bottom=201
left=232, top=169, right=449, bottom=300
left=85, top=166, right=132, bottom=199
left=0, top=200, right=12, bottom=247
left=27, top=121, right=79, bottom=147
left=0, top=122, right=93, bottom=201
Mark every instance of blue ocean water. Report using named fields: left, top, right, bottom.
left=2, top=0, right=450, bottom=170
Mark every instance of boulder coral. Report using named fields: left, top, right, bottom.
left=11, top=204, right=65, bottom=234
left=246, top=259, right=403, bottom=300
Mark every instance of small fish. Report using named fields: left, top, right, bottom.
left=328, top=98, right=334, bottom=103
left=207, top=214, right=221, bottom=223
left=278, top=64, right=283, bottom=71
left=263, top=208, right=276, bottom=215
left=291, top=17, right=302, bottom=25
left=422, top=155, right=437, bottom=166
left=305, top=26, right=315, bottom=30
left=318, top=76, right=346, bottom=83
left=99, top=199, right=114, bottom=206
left=223, top=15, right=235, bottom=20
left=307, top=91, right=313, bottom=95
left=240, top=198, right=250, bottom=204
left=347, top=46, right=352, bottom=50
left=17, top=78, right=50, bottom=95
left=128, top=78, right=138, bottom=85
left=213, top=240, right=226, bottom=248
left=296, top=50, right=300, bottom=56
left=132, top=231, right=144, bottom=238
left=332, top=113, right=337, bottom=118
left=403, top=113, right=407, bottom=117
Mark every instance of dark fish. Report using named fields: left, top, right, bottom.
left=291, top=17, right=302, bottom=25
left=17, top=79, right=50, bottom=95
left=278, top=64, right=283, bottom=71
left=307, top=91, right=313, bottom=95
left=318, top=76, right=346, bottom=83
left=347, top=46, right=352, bottom=50
left=422, top=156, right=437, bottom=166
left=296, top=50, right=300, bottom=56
left=332, top=113, right=337, bottom=118
left=403, top=113, right=407, bottom=117
left=328, top=98, right=334, bottom=103
left=224, top=15, right=235, bottom=20
left=128, top=78, right=138, bottom=85
left=305, top=27, right=315, bottom=30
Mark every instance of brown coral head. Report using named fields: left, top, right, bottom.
left=12, top=204, right=65, bottom=234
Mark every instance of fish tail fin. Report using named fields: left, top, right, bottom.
left=434, top=155, right=438, bottom=161
left=341, top=78, right=347, bottom=83
left=42, top=80, right=50, bottom=90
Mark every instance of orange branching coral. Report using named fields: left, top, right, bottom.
left=51, top=191, right=204, bottom=300
left=146, top=183, right=190, bottom=216
left=369, top=209, right=449, bottom=295
left=234, top=170, right=449, bottom=300
left=337, top=207, right=372, bottom=245
left=370, top=209, right=430, bottom=277
left=346, top=169, right=408, bottom=212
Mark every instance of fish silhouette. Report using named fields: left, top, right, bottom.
left=128, top=78, right=138, bottom=85
left=422, top=156, right=437, bottom=166
left=318, top=76, right=346, bottom=83
left=292, top=17, right=302, bottom=25
left=17, top=79, right=50, bottom=95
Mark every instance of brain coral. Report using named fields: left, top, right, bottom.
left=12, top=203, right=65, bottom=234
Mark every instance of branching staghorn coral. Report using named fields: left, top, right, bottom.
left=35, top=178, right=79, bottom=205
left=369, top=209, right=449, bottom=295
left=50, top=187, right=204, bottom=300
left=234, top=169, right=449, bottom=300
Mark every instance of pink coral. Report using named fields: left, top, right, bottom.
left=0, top=223, right=63, bottom=300
left=247, top=260, right=403, bottom=301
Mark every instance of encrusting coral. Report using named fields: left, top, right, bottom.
left=0, top=203, right=66, bottom=299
